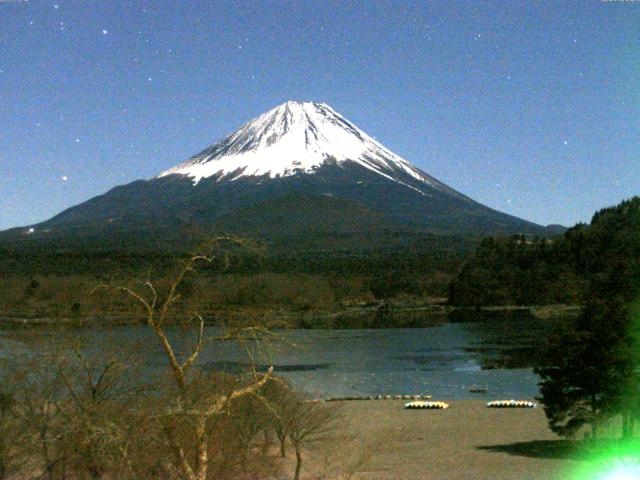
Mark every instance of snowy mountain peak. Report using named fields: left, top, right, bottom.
left=2, top=102, right=549, bottom=242
left=158, top=101, right=448, bottom=195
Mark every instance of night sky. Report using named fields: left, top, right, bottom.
left=1, top=1, right=639, bottom=230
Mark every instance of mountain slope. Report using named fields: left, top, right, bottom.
left=0, top=101, right=550, bottom=250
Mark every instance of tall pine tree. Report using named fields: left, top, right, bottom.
left=536, top=197, right=640, bottom=438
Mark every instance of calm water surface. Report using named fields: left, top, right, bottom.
left=0, top=318, right=552, bottom=400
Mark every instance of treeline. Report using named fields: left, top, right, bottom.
left=0, top=234, right=476, bottom=319
left=447, top=235, right=584, bottom=306
left=0, top=233, right=474, bottom=277
left=449, top=197, right=640, bottom=307
left=0, top=270, right=456, bottom=322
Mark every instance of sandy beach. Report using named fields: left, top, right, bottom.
left=334, top=400, right=583, bottom=480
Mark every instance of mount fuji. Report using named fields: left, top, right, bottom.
left=1, top=101, right=551, bottom=251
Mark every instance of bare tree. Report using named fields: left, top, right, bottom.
left=260, top=377, right=297, bottom=458
left=9, top=355, right=67, bottom=480
left=287, top=398, right=336, bottom=480
left=8, top=328, right=150, bottom=480
left=52, top=336, right=148, bottom=480
left=100, top=237, right=275, bottom=480
left=3, top=236, right=355, bottom=480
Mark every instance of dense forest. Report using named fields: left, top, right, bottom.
left=534, top=196, right=640, bottom=439
left=448, top=197, right=640, bottom=307
left=2, top=197, right=638, bottom=321
left=0, top=234, right=476, bottom=322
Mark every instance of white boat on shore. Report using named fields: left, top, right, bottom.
left=487, top=400, right=536, bottom=408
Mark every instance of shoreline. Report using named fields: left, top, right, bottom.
left=0, top=304, right=580, bottom=328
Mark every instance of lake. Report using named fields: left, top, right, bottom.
left=0, top=316, right=553, bottom=400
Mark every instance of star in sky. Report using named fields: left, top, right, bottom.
left=1, top=1, right=637, bottom=230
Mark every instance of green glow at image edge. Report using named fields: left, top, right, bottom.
left=564, top=301, right=640, bottom=480
left=564, top=441, right=640, bottom=480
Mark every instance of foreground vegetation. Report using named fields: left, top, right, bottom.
left=0, top=244, right=374, bottom=480
left=534, top=197, right=640, bottom=440
left=0, top=331, right=368, bottom=480
left=0, top=198, right=638, bottom=479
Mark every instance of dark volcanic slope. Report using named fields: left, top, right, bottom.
left=0, top=101, right=550, bottom=250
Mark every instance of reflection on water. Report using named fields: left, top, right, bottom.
left=0, top=313, right=557, bottom=400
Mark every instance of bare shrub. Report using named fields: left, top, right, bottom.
left=7, top=328, right=151, bottom=480
left=0, top=388, right=26, bottom=479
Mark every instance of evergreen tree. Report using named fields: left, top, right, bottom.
left=536, top=197, right=640, bottom=438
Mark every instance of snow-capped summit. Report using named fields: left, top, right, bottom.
left=158, top=101, right=451, bottom=196
left=1, top=101, right=549, bottom=248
